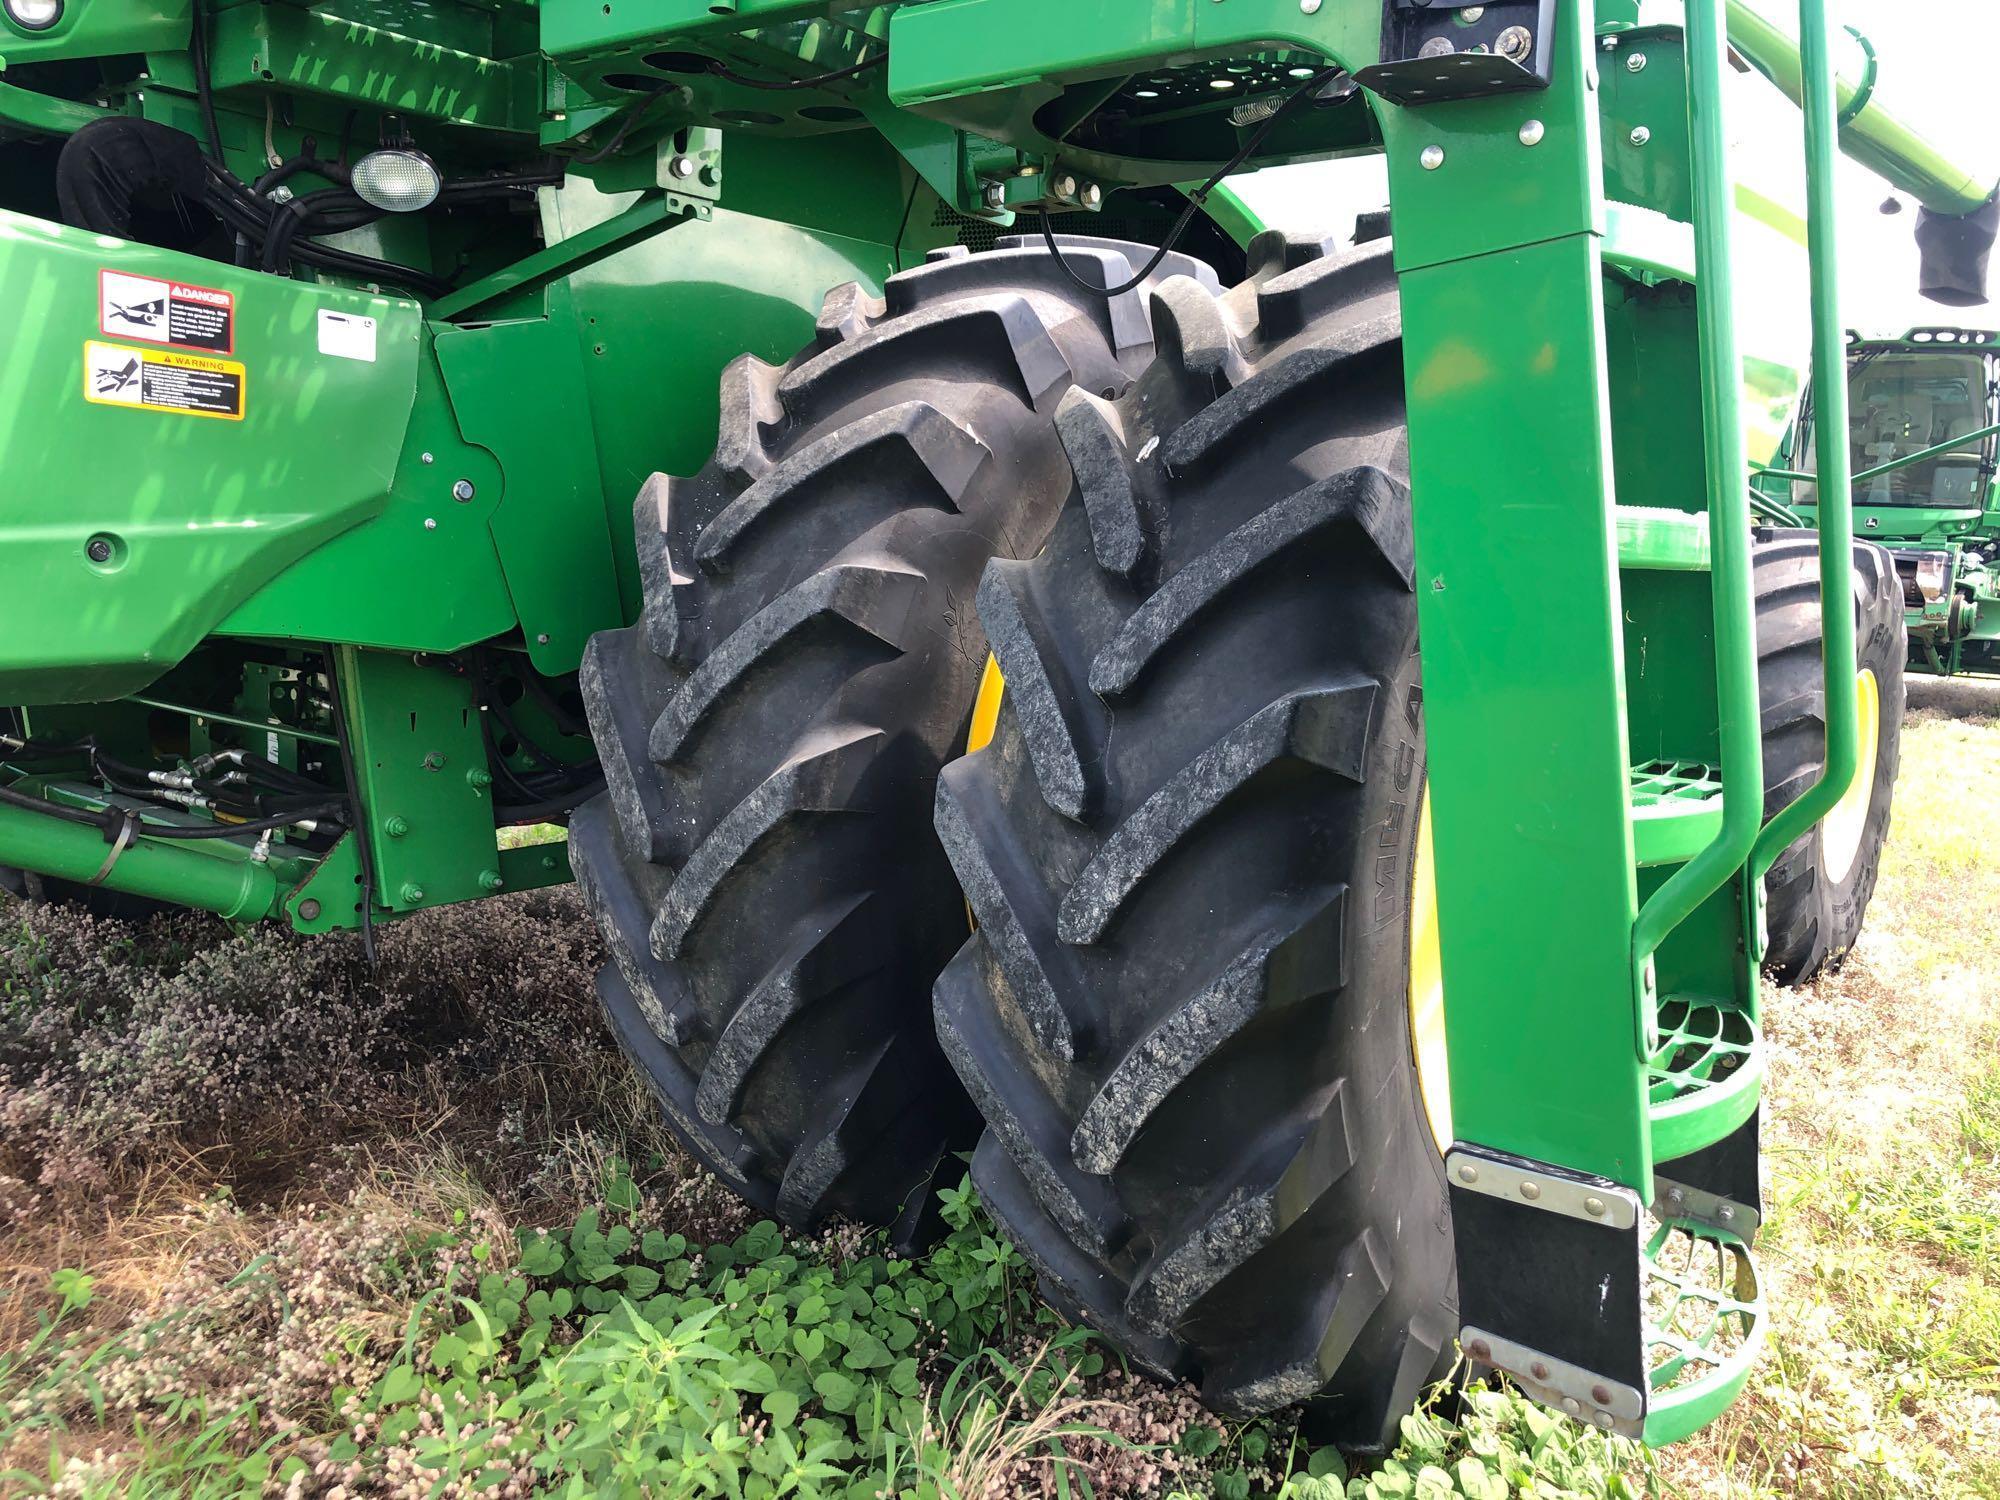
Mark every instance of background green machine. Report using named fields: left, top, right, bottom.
left=1762, top=327, right=2000, bottom=675
left=0, top=0, right=1991, bottom=1453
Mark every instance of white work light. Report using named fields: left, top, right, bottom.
left=351, top=148, right=442, bottom=212
left=4, top=0, right=63, bottom=31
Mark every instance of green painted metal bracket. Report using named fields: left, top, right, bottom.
left=0, top=74, right=112, bottom=136
left=432, top=191, right=696, bottom=322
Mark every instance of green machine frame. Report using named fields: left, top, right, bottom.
left=1, top=0, right=1993, bottom=1444
left=1762, top=328, right=2000, bottom=675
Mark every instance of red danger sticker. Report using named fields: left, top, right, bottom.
left=98, top=269, right=236, bottom=354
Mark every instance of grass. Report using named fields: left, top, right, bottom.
left=0, top=678, right=1996, bottom=1496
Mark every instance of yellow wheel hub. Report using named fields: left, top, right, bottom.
left=1408, top=789, right=1451, bottom=1154
left=1820, top=667, right=1880, bottom=882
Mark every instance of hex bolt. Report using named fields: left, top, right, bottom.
left=1631, top=126, right=1653, bottom=146
left=1584, top=1195, right=1606, bottom=1217
left=384, top=816, right=410, bottom=838
left=1519, top=119, right=1545, bottom=147
left=1626, top=52, right=1648, bottom=72
left=423, top=517, right=438, bottom=531
left=983, top=182, right=1006, bottom=210
left=1667, top=1186, right=1687, bottom=1207
left=421, top=451, right=435, bottom=465
left=298, top=899, right=322, bottom=922
left=1520, top=1181, right=1542, bottom=1201
left=479, top=869, right=504, bottom=892
left=536, top=632, right=552, bottom=645
left=1456, top=1163, right=1478, bottom=1184
left=400, top=883, right=425, bottom=904
left=1420, top=144, right=1446, bottom=171
left=423, top=751, right=447, bottom=770
left=86, top=537, right=114, bottom=564
left=1053, top=172, right=1079, bottom=200
left=467, top=768, right=494, bottom=790
left=452, top=479, right=476, bottom=503
left=1080, top=182, right=1104, bottom=210
left=1495, top=25, right=1533, bottom=62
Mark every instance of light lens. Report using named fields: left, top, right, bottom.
left=5, top=0, right=63, bottom=30
left=1913, top=552, right=1950, bottom=602
left=351, top=149, right=442, bottom=213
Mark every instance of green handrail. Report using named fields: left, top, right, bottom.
left=1750, top=0, right=1859, bottom=887
left=1758, top=419, right=2000, bottom=492
left=1631, top=0, right=1766, bottom=995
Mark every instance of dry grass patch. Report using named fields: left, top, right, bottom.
left=1666, top=677, right=2000, bottom=1499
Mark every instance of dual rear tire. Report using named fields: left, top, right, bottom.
left=573, top=232, right=1903, bottom=1441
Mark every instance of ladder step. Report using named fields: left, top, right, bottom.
left=1629, top=760, right=1723, bottom=867
left=1641, top=1217, right=1766, bottom=1446
left=1617, top=506, right=1711, bottom=571
left=1647, top=996, right=1761, bottom=1161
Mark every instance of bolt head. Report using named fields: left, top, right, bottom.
left=1467, top=1339, right=1492, bottom=1362
left=1420, top=144, right=1446, bottom=171
left=1080, top=182, right=1103, bottom=210
left=452, top=479, right=476, bottom=503
left=421, top=451, right=435, bottom=465
left=1563, top=1397, right=1582, bottom=1415
left=1054, top=173, right=1078, bottom=200
left=1592, top=1384, right=1613, bottom=1406
left=1519, top=1181, right=1541, bottom=1201
left=1667, top=1187, right=1686, bottom=1205
left=669, top=154, right=697, bottom=179
left=1718, top=1205, right=1736, bottom=1222
left=400, top=884, right=425, bottom=904
left=86, top=538, right=113, bottom=563
left=1456, top=1164, right=1478, bottom=1184
left=1626, top=51, right=1648, bottom=72
left=385, top=816, right=410, bottom=838
left=1461, top=5, right=1485, bottom=19
left=536, top=632, right=552, bottom=645
left=1418, top=37, right=1454, bottom=59
left=423, top=517, right=438, bottom=531
left=1300, top=0, right=1322, bottom=12
left=1530, top=1361, right=1550, bottom=1381
left=1585, top=1195, right=1606, bottom=1216
left=479, top=869, right=504, bottom=892
left=1630, top=126, right=1652, bottom=146
left=983, top=183, right=1006, bottom=210
left=1519, top=119, right=1545, bottom=147
left=1595, top=1412, right=1615, bottom=1431
left=1495, top=25, right=1534, bottom=62
left=298, top=899, right=322, bottom=922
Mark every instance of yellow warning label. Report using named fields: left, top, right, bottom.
left=83, top=341, right=245, bottom=421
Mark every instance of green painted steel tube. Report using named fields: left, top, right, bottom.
left=1632, top=0, right=1765, bottom=976
left=1751, top=0, right=1859, bottom=883
left=1761, top=420, right=2000, bottom=492
left=0, top=802, right=286, bottom=920
left=125, top=695, right=341, bottom=748
left=1726, top=2, right=1995, bottom=216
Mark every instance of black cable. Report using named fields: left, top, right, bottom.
left=706, top=52, right=885, bottom=92
left=1036, top=64, right=1346, bottom=299
left=496, top=776, right=606, bottom=827
left=571, top=86, right=678, bottom=164
left=187, top=0, right=227, bottom=166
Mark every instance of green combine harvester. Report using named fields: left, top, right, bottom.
left=1763, top=327, right=2000, bottom=676
left=0, top=0, right=1989, bottom=1451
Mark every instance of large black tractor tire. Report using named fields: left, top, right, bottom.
left=571, top=237, right=1220, bottom=1244
left=931, top=234, right=1455, bottom=1449
left=1757, top=533, right=1906, bottom=984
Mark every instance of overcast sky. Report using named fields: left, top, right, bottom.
left=1234, top=2, right=2000, bottom=336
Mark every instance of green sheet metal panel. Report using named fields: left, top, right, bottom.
left=0, top=210, right=422, bottom=704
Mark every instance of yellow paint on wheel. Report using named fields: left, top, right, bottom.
left=1821, top=667, right=1880, bottom=882
left=968, top=655, right=1005, bottom=755
left=1408, top=789, right=1451, bottom=1154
